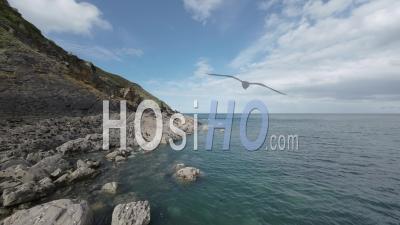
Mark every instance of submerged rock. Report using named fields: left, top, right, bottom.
left=115, top=155, right=127, bottom=162
left=113, top=192, right=138, bottom=206
left=175, top=167, right=201, bottom=182
left=2, top=199, right=93, bottom=225
left=106, top=150, right=130, bottom=162
left=101, top=182, right=118, bottom=194
left=112, top=201, right=150, bottom=225
left=174, top=163, right=186, bottom=171
left=105, top=151, right=120, bottom=161
left=85, top=159, right=101, bottom=168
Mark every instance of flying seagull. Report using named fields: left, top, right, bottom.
left=207, top=73, right=286, bottom=95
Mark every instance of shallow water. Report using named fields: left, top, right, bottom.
left=55, top=114, right=400, bottom=225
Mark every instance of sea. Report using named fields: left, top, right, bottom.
left=60, top=114, right=400, bottom=225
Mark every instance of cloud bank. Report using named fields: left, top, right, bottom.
left=232, top=0, right=400, bottom=101
left=9, top=0, right=111, bottom=35
left=151, top=0, right=400, bottom=113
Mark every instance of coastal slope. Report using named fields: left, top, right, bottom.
left=0, top=0, right=170, bottom=120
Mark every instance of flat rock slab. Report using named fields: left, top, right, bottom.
left=112, top=201, right=150, bottom=225
left=2, top=177, right=55, bottom=207
left=3, top=199, right=93, bottom=225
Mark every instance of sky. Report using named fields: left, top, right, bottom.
left=8, top=0, right=400, bottom=113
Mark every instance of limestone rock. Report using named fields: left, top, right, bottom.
left=175, top=167, right=200, bottom=182
left=105, top=151, right=120, bottom=161
left=106, top=150, right=130, bottom=162
left=76, top=159, right=88, bottom=169
left=68, top=167, right=99, bottom=183
left=101, top=182, right=118, bottom=194
left=50, top=168, right=63, bottom=178
left=30, top=154, right=70, bottom=180
left=2, top=177, right=55, bottom=207
left=85, top=159, right=100, bottom=168
left=2, top=199, right=93, bottom=225
left=115, top=156, right=127, bottom=162
left=56, top=134, right=102, bottom=155
left=111, top=201, right=150, bottom=225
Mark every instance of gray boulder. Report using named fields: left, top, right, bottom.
left=69, top=167, right=98, bottom=182
left=0, top=165, right=37, bottom=182
left=112, top=201, right=150, bottom=225
left=56, top=134, right=102, bottom=155
left=50, top=168, right=63, bottom=178
left=30, top=154, right=70, bottom=180
left=2, top=177, right=55, bottom=207
left=85, top=159, right=101, bottom=168
left=0, top=180, right=21, bottom=193
left=0, top=155, right=70, bottom=183
left=54, top=166, right=99, bottom=186
left=106, top=150, right=129, bottom=162
left=105, top=151, right=120, bottom=161
left=101, top=182, right=118, bottom=194
left=2, top=199, right=93, bottom=225
left=76, top=159, right=88, bottom=168
left=175, top=167, right=200, bottom=182
left=0, top=159, right=31, bottom=170
left=54, top=173, right=70, bottom=186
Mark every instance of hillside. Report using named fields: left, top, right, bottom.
left=0, top=0, right=171, bottom=120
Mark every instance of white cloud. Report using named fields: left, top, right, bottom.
left=9, top=0, right=111, bottom=35
left=258, top=0, right=279, bottom=11
left=230, top=0, right=400, bottom=101
left=57, top=41, right=143, bottom=61
left=304, top=0, right=354, bottom=19
left=149, top=0, right=400, bottom=113
left=182, top=0, right=224, bottom=24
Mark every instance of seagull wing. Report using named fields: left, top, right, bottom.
left=207, top=73, right=243, bottom=82
left=248, top=82, right=287, bottom=95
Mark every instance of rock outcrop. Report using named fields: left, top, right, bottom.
left=54, top=160, right=100, bottom=186
left=56, top=134, right=103, bottom=155
left=174, top=164, right=201, bottom=182
left=2, top=177, right=55, bottom=207
left=111, top=201, right=150, bottom=225
left=106, top=150, right=131, bottom=162
left=102, top=182, right=118, bottom=194
left=2, top=199, right=93, bottom=225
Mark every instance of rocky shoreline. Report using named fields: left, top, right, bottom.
left=0, top=113, right=198, bottom=225
left=0, top=1, right=202, bottom=223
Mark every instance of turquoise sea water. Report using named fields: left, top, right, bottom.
left=58, top=114, right=400, bottom=225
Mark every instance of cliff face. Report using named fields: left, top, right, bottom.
left=0, top=0, right=170, bottom=120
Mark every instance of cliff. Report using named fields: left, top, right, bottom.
left=0, top=0, right=171, bottom=120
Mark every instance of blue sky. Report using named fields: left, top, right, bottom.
left=9, top=0, right=400, bottom=113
